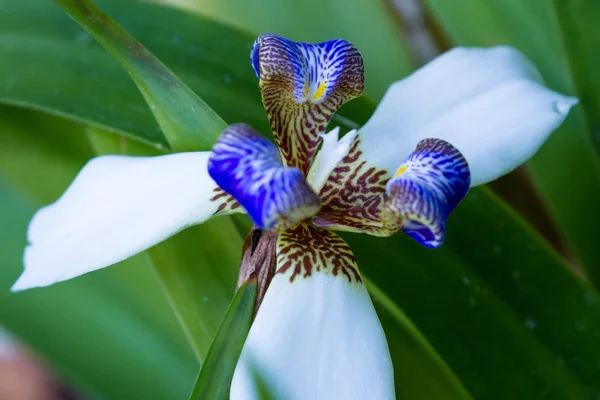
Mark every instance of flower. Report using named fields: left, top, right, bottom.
left=11, top=33, right=576, bottom=399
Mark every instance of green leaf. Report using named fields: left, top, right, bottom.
left=51, top=0, right=226, bottom=151
left=0, top=0, right=377, bottom=149
left=191, top=0, right=416, bottom=98
left=551, top=0, right=600, bottom=147
left=367, top=280, right=473, bottom=400
left=190, top=280, right=257, bottom=400
left=422, top=0, right=600, bottom=287
left=0, top=105, right=94, bottom=204
left=148, top=220, right=243, bottom=361
left=0, top=183, right=198, bottom=399
left=0, top=0, right=243, bottom=148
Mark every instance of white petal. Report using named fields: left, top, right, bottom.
left=307, top=127, right=358, bottom=193
left=359, top=46, right=578, bottom=186
left=12, top=152, right=221, bottom=291
left=231, top=272, right=395, bottom=400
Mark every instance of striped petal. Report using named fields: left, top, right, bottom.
left=12, top=152, right=230, bottom=291
left=358, top=46, right=577, bottom=186
left=251, top=34, right=364, bottom=174
left=231, top=224, right=394, bottom=400
left=208, top=124, right=321, bottom=230
left=383, top=139, right=470, bottom=248
left=313, top=136, right=391, bottom=236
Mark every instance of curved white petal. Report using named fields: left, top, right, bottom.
left=359, top=46, right=578, bottom=186
left=12, top=152, right=222, bottom=291
left=231, top=272, right=395, bottom=400
left=307, top=127, right=358, bottom=193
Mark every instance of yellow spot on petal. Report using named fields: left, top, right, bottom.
left=395, top=165, right=408, bottom=176
left=312, top=81, right=326, bottom=101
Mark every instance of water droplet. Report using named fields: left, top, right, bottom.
left=74, top=31, right=92, bottom=43
left=584, top=291, right=599, bottom=306
left=553, top=98, right=577, bottom=116
left=469, top=296, right=476, bottom=307
left=202, top=296, right=209, bottom=303
left=525, top=318, right=537, bottom=330
left=493, top=245, right=501, bottom=254
left=461, top=276, right=471, bottom=286
left=224, top=74, right=232, bottom=85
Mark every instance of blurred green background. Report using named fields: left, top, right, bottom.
left=1, top=0, right=599, bottom=398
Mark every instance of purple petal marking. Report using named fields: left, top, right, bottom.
left=251, top=33, right=364, bottom=174
left=382, top=139, right=471, bottom=248
left=208, top=124, right=321, bottom=230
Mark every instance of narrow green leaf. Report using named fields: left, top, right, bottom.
left=423, top=0, right=600, bottom=287
left=86, top=124, right=165, bottom=156
left=148, top=220, right=243, bottom=361
left=367, top=280, right=473, bottom=400
left=0, top=105, right=94, bottom=204
left=190, top=280, right=257, bottom=400
left=551, top=0, right=600, bottom=148
left=0, top=0, right=367, bottom=149
left=51, top=0, right=226, bottom=151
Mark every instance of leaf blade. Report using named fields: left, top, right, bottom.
left=52, top=0, right=226, bottom=151
left=190, top=280, right=257, bottom=400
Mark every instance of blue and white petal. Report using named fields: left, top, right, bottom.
left=383, top=139, right=470, bottom=248
left=358, top=46, right=577, bottom=186
left=208, top=124, right=321, bottom=230
left=252, top=34, right=364, bottom=173
left=12, top=152, right=226, bottom=291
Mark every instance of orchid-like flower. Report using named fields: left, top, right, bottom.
left=11, top=33, right=576, bottom=399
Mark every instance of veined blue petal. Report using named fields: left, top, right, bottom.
left=208, top=124, right=321, bottom=230
left=382, top=139, right=470, bottom=248
left=252, top=33, right=364, bottom=174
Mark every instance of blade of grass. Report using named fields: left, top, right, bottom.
left=190, top=280, right=256, bottom=400
left=52, top=0, right=227, bottom=151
